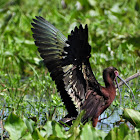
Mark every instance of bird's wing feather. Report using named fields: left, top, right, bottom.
left=31, top=16, right=101, bottom=117
left=81, top=92, right=105, bottom=123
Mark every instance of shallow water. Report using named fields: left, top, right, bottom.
left=0, top=87, right=139, bottom=136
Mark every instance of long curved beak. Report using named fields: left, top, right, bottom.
left=114, top=71, right=135, bottom=101
left=117, top=75, right=135, bottom=99
left=115, top=77, right=122, bottom=103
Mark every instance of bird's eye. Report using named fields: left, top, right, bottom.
left=110, top=72, right=115, bottom=79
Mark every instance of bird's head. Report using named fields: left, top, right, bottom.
left=103, top=66, right=118, bottom=87
left=103, top=66, right=134, bottom=99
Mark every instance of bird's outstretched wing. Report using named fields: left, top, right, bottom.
left=31, top=16, right=101, bottom=117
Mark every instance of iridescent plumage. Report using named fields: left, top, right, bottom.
left=31, top=16, right=134, bottom=127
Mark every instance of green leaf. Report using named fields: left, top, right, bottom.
left=48, top=135, right=65, bottom=140
left=24, top=118, right=43, bottom=140
left=118, top=124, right=130, bottom=139
left=105, top=123, right=131, bottom=140
left=80, top=123, right=106, bottom=140
left=36, top=129, right=46, bottom=140
left=52, top=121, right=66, bottom=138
left=69, top=110, right=85, bottom=133
left=4, top=112, right=32, bottom=140
left=54, top=123, right=66, bottom=138
left=123, top=109, right=140, bottom=128
left=43, top=121, right=53, bottom=137
left=105, top=128, right=116, bottom=140
left=24, top=118, right=35, bottom=134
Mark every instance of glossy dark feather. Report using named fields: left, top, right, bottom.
left=31, top=16, right=133, bottom=127
left=31, top=16, right=101, bottom=120
left=81, top=91, right=106, bottom=122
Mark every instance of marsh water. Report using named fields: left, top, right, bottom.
left=0, top=87, right=139, bottom=136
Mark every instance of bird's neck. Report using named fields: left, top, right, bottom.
left=104, top=74, right=115, bottom=88
left=103, top=74, right=116, bottom=100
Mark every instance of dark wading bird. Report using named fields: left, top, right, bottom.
left=31, top=16, right=134, bottom=127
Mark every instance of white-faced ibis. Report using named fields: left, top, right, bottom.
left=31, top=16, right=134, bottom=127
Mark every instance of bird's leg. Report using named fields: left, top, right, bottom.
left=92, top=117, right=98, bottom=127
